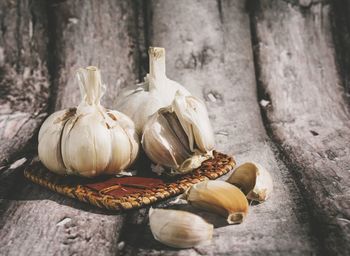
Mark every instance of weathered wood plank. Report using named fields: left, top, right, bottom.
left=0, top=166, right=123, bottom=256
left=0, top=1, right=140, bottom=255
left=0, top=0, right=49, bottom=168
left=331, top=0, right=350, bottom=96
left=251, top=1, right=350, bottom=255
left=120, top=1, right=317, bottom=255
left=51, top=0, right=139, bottom=109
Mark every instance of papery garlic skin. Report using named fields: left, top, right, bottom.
left=116, top=47, right=190, bottom=134
left=142, top=93, right=215, bottom=175
left=226, top=162, right=273, bottom=202
left=173, top=93, right=215, bottom=152
left=38, top=109, right=76, bottom=174
left=38, top=66, right=139, bottom=178
left=184, top=180, right=249, bottom=224
left=105, top=110, right=139, bottom=173
left=149, top=208, right=213, bottom=248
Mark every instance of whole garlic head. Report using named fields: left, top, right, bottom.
left=142, top=92, right=215, bottom=175
left=116, top=47, right=190, bottom=134
left=38, top=66, right=139, bottom=178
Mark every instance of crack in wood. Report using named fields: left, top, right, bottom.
left=249, top=0, right=350, bottom=254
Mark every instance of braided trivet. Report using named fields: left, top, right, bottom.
left=24, top=151, right=235, bottom=211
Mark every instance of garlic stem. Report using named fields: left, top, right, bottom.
left=115, top=47, right=191, bottom=134
left=76, top=66, right=103, bottom=106
left=149, top=47, right=166, bottom=87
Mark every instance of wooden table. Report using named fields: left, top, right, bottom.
left=1, top=0, right=349, bottom=255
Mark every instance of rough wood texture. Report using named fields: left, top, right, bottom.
left=119, top=1, right=317, bottom=255
left=50, top=0, right=139, bottom=109
left=0, top=1, right=140, bottom=255
left=331, top=0, right=350, bottom=96
left=0, top=0, right=49, bottom=167
left=251, top=0, right=350, bottom=255
left=1, top=0, right=349, bottom=255
left=0, top=170, right=123, bottom=256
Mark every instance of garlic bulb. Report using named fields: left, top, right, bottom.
left=226, top=162, right=273, bottom=202
left=149, top=208, right=213, bottom=248
left=142, top=92, right=215, bottom=175
left=183, top=180, right=249, bottom=224
left=116, top=47, right=190, bottom=134
left=38, top=66, right=139, bottom=177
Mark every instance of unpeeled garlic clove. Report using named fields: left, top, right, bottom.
left=38, top=108, right=76, bottom=174
left=183, top=180, right=249, bottom=224
left=226, top=162, right=273, bottom=202
left=142, top=92, right=215, bottom=175
left=149, top=208, right=213, bottom=248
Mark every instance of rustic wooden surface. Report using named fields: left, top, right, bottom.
left=0, top=0, right=349, bottom=255
left=0, top=0, right=49, bottom=168
left=0, top=1, right=138, bottom=255
left=251, top=1, right=350, bottom=255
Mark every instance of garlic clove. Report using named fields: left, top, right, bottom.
left=141, top=93, right=215, bottom=175
left=105, top=110, right=139, bottom=171
left=106, top=124, right=132, bottom=173
left=149, top=208, right=213, bottom=248
left=142, top=110, right=191, bottom=170
left=226, top=162, right=273, bottom=202
left=183, top=180, right=249, bottom=224
left=61, top=109, right=112, bottom=177
left=173, top=92, right=215, bottom=152
left=38, top=108, right=76, bottom=174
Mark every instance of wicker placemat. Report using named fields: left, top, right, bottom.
left=24, top=151, right=235, bottom=211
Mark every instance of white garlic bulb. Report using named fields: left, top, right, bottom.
left=149, top=208, right=213, bottom=248
left=38, top=66, right=139, bottom=178
left=116, top=47, right=190, bottom=134
left=142, top=92, right=215, bottom=175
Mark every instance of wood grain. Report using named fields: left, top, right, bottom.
left=119, top=1, right=317, bottom=255
left=50, top=0, right=139, bottom=109
left=0, top=1, right=140, bottom=255
left=331, top=0, right=350, bottom=96
left=251, top=0, right=350, bottom=254
left=1, top=0, right=349, bottom=255
left=0, top=169, right=123, bottom=256
left=0, top=0, right=49, bottom=167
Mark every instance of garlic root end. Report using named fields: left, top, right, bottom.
left=227, top=212, right=245, bottom=224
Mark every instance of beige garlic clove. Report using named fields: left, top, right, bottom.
left=38, top=108, right=76, bottom=174
left=142, top=92, right=215, bottom=175
left=149, top=208, right=213, bottom=248
left=226, top=162, right=273, bottom=202
left=183, top=180, right=249, bottom=224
